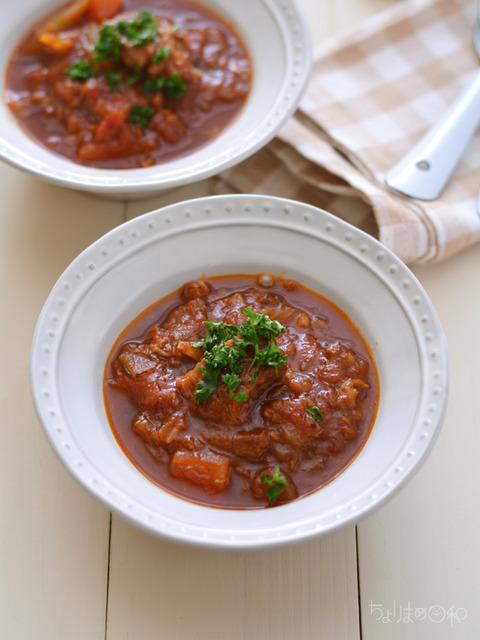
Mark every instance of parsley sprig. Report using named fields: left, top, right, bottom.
left=128, top=105, right=155, bottom=129
left=65, top=59, right=94, bottom=80
left=94, top=24, right=123, bottom=62
left=116, top=10, right=158, bottom=47
left=152, top=46, right=171, bottom=64
left=143, top=71, right=186, bottom=100
left=193, top=307, right=287, bottom=405
left=261, top=466, right=287, bottom=505
left=306, top=404, right=324, bottom=422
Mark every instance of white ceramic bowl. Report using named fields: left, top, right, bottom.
left=30, top=194, right=449, bottom=549
left=0, top=0, right=311, bottom=197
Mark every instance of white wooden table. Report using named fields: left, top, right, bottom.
left=1, top=1, right=479, bottom=638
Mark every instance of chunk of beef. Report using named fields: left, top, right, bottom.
left=318, top=342, right=370, bottom=384
left=263, top=397, right=323, bottom=446
left=147, top=298, right=208, bottom=359
left=182, top=279, right=211, bottom=300
left=121, top=40, right=157, bottom=70
left=208, top=292, right=248, bottom=326
left=150, top=108, right=187, bottom=145
left=158, top=297, right=207, bottom=340
left=111, top=344, right=181, bottom=410
left=251, top=466, right=297, bottom=505
left=176, top=358, right=281, bottom=426
left=202, top=427, right=270, bottom=461
left=115, top=342, right=158, bottom=378
left=133, top=410, right=187, bottom=446
left=335, top=378, right=370, bottom=409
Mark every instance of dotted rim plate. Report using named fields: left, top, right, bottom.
left=30, top=195, right=449, bottom=549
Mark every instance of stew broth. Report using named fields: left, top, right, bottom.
left=104, top=274, right=379, bottom=508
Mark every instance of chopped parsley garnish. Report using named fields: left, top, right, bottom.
left=116, top=10, right=158, bottom=47
left=95, top=12, right=156, bottom=63
left=129, top=105, right=155, bottom=129
left=125, top=62, right=142, bottom=86
left=143, top=72, right=186, bottom=100
left=163, top=72, right=187, bottom=100
left=221, top=372, right=247, bottom=404
left=152, top=47, right=170, bottom=64
left=64, top=11, right=188, bottom=116
left=261, top=466, right=287, bottom=505
left=106, top=68, right=121, bottom=91
left=193, top=307, right=287, bottom=405
left=143, top=76, right=165, bottom=93
left=306, top=404, right=324, bottom=422
left=94, top=24, right=123, bottom=62
left=66, top=59, right=95, bottom=80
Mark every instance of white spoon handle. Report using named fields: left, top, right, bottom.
left=385, top=68, right=480, bottom=200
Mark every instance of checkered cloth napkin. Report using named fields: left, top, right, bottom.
left=215, top=0, right=480, bottom=263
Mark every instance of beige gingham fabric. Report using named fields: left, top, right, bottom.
left=216, top=0, right=480, bottom=263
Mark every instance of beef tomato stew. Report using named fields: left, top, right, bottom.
left=5, top=0, right=252, bottom=168
left=104, top=274, right=379, bottom=508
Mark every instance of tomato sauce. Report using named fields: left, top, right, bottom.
left=5, top=0, right=252, bottom=168
left=104, top=275, right=380, bottom=509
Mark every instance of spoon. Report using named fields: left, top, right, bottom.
left=385, top=2, right=480, bottom=201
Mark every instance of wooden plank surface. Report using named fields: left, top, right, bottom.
left=358, top=244, right=480, bottom=639
left=106, top=519, right=360, bottom=640
left=0, top=166, right=123, bottom=640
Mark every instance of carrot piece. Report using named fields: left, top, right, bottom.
left=20, top=0, right=89, bottom=54
left=43, top=0, right=89, bottom=31
left=87, top=0, right=123, bottom=23
left=38, top=32, right=74, bottom=55
left=170, top=450, right=231, bottom=491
